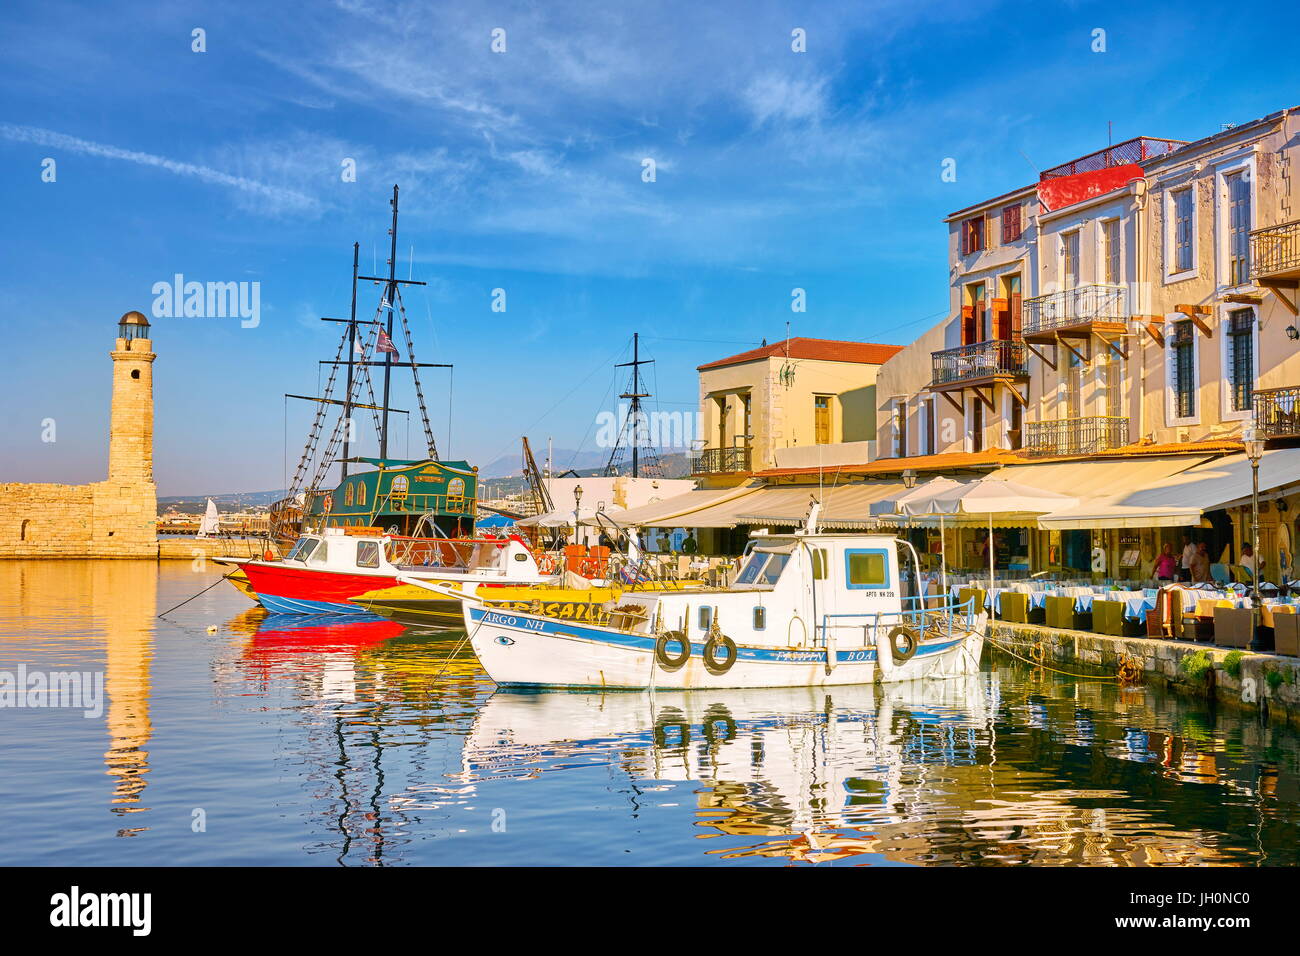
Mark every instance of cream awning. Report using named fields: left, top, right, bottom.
left=734, top=481, right=909, bottom=529
left=1037, top=449, right=1300, bottom=530
left=607, top=482, right=765, bottom=528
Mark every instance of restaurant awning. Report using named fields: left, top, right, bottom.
left=608, top=480, right=908, bottom=530
left=1037, top=449, right=1300, bottom=530
left=733, top=481, right=909, bottom=529
left=607, top=482, right=766, bottom=528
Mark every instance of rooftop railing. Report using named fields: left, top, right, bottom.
left=1040, top=137, right=1185, bottom=179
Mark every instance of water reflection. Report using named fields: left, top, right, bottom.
left=1, top=561, right=155, bottom=826
left=1, top=562, right=1298, bottom=865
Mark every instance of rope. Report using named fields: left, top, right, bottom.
left=157, top=572, right=236, bottom=618
left=985, top=636, right=1125, bottom=682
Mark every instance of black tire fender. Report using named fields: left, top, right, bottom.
left=887, top=625, right=920, bottom=665
left=702, top=633, right=738, bottom=675
left=654, top=630, right=692, bottom=671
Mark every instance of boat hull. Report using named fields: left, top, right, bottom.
left=239, top=562, right=399, bottom=615
left=465, top=606, right=985, bottom=690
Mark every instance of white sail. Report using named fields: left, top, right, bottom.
left=197, top=498, right=220, bottom=538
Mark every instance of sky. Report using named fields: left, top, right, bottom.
left=2, top=0, right=1298, bottom=495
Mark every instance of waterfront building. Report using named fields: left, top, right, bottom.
left=691, top=337, right=901, bottom=486
left=0, top=311, right=158, bottom=558
left=874, top=106, right=1300, bottom=578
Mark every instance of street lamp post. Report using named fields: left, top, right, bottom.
left=1243, top=422, right=1265, bottom=652
left=573, top=484, right=584, bottom=549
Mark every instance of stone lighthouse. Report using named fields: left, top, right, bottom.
left=0, top=310, right=159, bottom=557
left=90, top=311, right=158, bottom=555
left=108, top=311, right=156, bottom=483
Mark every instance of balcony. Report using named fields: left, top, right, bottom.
left=1255, top=387, right=1300, bottom=441
left=1250, top=219, right=1300, bottom=281
left=930, top=339, right=1029, bottom=390
left=691, top=446, right=752, bottom=475
left=1024, top=416, right=1130, bottom=457
left=1022, top=283, right=1130, bottom=342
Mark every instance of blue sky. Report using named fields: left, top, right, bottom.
left=2, top=0, right=1297, bottom=494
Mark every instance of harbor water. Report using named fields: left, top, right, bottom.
left=2, top=560, right=1299, bottom=866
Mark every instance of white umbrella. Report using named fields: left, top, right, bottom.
left=902, top=478, right=1077, bottom=594
left=871, top=477, right=969, bottom=601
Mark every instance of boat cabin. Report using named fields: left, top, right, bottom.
left=617, top=531, right=934, bottom=650
left=282, top=527, right=542, bottom=579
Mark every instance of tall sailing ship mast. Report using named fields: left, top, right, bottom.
left=602, top=332, right=664, bottom=478
left=269, top=186, right=475, bottom=545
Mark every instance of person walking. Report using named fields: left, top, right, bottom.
left=1190, top=541, right=1211, bottom=584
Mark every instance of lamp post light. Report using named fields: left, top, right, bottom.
left=902, top=468, right=918, bottom=490
left=1243, top=422, right=1265, bottom=652
left=573, top=484, right=584, bottom=548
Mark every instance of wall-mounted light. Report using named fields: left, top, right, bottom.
left=1287, top=324, right=1299, bottom=341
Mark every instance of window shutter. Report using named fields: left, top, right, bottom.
left=960, top=222, right=970, bottom=256
left=1011, top=292, right=1023, bottom=335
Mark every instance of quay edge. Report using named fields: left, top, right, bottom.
left=988, top=622, right=1300, bottom=730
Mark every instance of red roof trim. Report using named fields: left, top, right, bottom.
left=698, top=337, right=903, bottom=372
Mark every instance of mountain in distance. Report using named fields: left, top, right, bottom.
left=479, top=447, right=611, bottom=479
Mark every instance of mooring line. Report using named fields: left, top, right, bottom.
left=985, top=636, right=1127, bottom=682
left=157, top=572, right=236, bottom=619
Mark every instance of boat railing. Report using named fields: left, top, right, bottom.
left=817, top=596, right=976, bottom=648
left=385, top=535, right=506, bottom=570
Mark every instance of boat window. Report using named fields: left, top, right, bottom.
left=356, top=541, right=379, bottom=569
left=308, top=541, right=329, bottom=566
left=735, top=552, right=767, bottom=585
left=811, top=548, right=828, bottom=580
left=698, top=606, right=712, bottom=631
left=845, top=549, right=890, bottom=589
left=759, top=553, right=790, bottom=585
left=287, top=538, right=318, bottom=562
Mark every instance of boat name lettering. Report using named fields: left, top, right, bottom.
left=482, top=611, right=546, bottom=631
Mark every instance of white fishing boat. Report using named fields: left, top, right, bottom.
left=412, top=505, right=987, bottom=689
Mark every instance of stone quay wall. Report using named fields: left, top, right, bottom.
left=988, top=622, right=1300, bottom=729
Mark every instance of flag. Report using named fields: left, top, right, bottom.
left=354, top=336, right=365, bottom=356
left=376, top=329, right=399, bottom=356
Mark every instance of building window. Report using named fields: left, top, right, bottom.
left=1001, top=204, right=1022, bottom=243
left=1172, top=320, right=1196, bottom=418
left=961, top=215, right=985, bottom=255
left=813, top=395, right=831, bottom=444
left=1008, top=399, right=1023, bottom=450
left=1227, top=309, right=1255, bottom=412
left=1172, top=187, right=1194, bottom=274
left=922, top=398, right=936, bottom=456
left=969, top=400, right=984, bottom=453
left=1065, top=350, right=1083, bottom=419
left=1062, top=231, right=1080, bottom=289
left=1103, top=355, right=1122, bottom=418
left=1103, top=219, right=1120, bottom=285
left=345, top=483, right=355, bottom=507
left=1226, top=171, right=1251, bottom=286
left=357, top=482, right=367, bottom=506
left=893, top=401, right=907, bottom=458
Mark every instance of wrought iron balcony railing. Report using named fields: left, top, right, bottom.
left=931, top=339, right=1029, bottom=387
left=1024, top=416, right=1130, bottom=457
left=1255, top=387, right=1300, bottom=440
left=1022, top=283, right=1128, bottom=336
left=691, top=446, right=752, bottom=474
left=1250, top=219, right=1300, bottom=280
